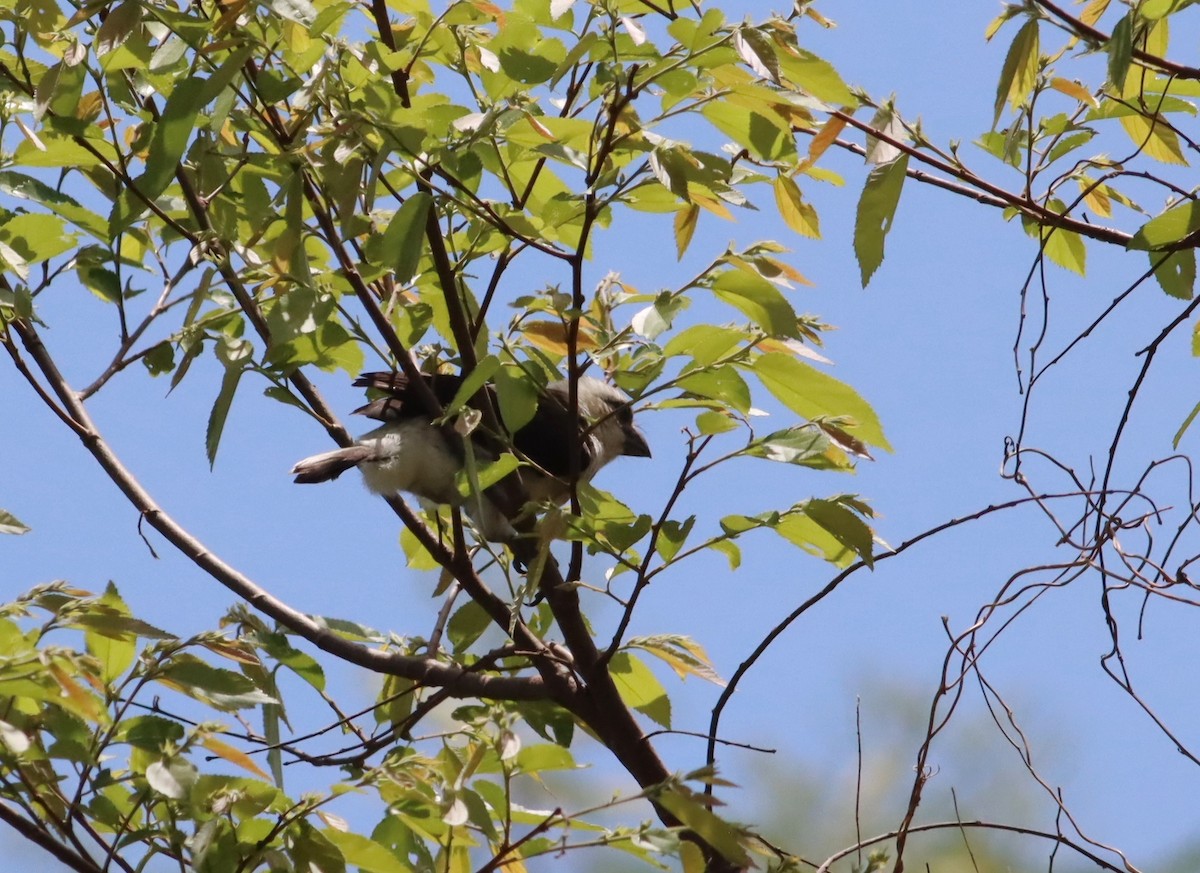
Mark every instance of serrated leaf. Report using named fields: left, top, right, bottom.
left=1151, top=249, right=1195, bottom=299
left=1107, top=13, right=1134, bottom=91
left=776, top=46, right=854, bottom=105
left=205, top=366, right=242, bottom=469
left=628, top=635, right=724, bottom=686
left=994, top=19, right=1039, bottom=123
left=1129, top=201, right=1200, bottom=250
left=854, top=155, right=908, bottom=287
left=733, top=27, right=780, bottom=84
left=752, top=352, right=890, bottom=450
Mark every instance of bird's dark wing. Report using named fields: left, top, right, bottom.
left=516, top=383, right=594, bottom=478
left=352, top=371, right=466, bottom=422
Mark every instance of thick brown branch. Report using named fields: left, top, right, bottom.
left=5, top=319, right=548, bottom=703
left=0, top=801, right=105, bottom=873
left=1034, top=0, right=1200, bottom=80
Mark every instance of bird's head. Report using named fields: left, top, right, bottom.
left=572, top=377, right=652, bottom=473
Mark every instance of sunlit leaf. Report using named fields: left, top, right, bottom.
left=1150, top=249, right=1195, bottom=299
left=752, top=352, right=890, bottom=450
left=993, top=19, right=1039, bottom=123
left=854, top=155, right=908, bottom=287
left=609, top=652, right=671, bottom=728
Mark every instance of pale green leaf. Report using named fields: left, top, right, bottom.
left=993, top=19, right=1039, bottom=123
left=854, top=155, right=908, bottom=287
left=609, top=651, right=671, bottom=728
left=1151, top=249, right=1195, bottom=299
left=752, top=352, right=890, bottom=450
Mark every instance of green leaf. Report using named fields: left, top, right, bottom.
left=111, top=49, right=253, bottom=232
left=1107, top=13, right=1134, bottom=91
left=0, top=509, right=30, bottom=535
left=854, top=155, right=908, bottom=287
left=83, top=585, right=137, bottom=683
left=1173, top=398, right=1200, bottom=448
left=655, top=787, right=751, bottom=867
left=446, top=601, right=491, bottom=654
left=156, top=654, right=275, bottom=711
left=710, top=269, right=800, bottom=339
left=677, top=366, right=752, bottom=413
left=797, top=498, right=875, bottom=567
left=752, top=352, right=890, bottom=450
left=494, top=365, right=540, bottom=433
left=745, top=425, right=835, bottom=467
left=0, top=171, right=106, bottom=238
left=695, top=410, right=738, bottom=434
left=514, top=743, right=577, bottom=773
left=993, top=19, right=1039, bottom=123
left=260, top=633, right=327, bottom=692
left=1033, top=223, right=1087, bottom=276
left=1119, top=113, right=1187, bottom=165
left=205, top=366, right=243, bottom=469
left=1129, top=201, right=1200, bottom=250
left=609, top=652, right=671, bottom=728
left=702, top=101, right=795, bottom=162
left=776, top=46, right=855, bottom=105
left=323, top=830, right=410, bottom=873
left=0, top=213, right=75, bottom=263
left=1151, top=249, right=1195, bottom=299
left=444, top=355, right=501, bottom=418
left=663, top=324, right=746, bottom=365
left=383, top=192, right=433, bottom=285
left=655, top=516, right=695, bottom=563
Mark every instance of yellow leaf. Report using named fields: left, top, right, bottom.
left=202, top=736, right=271, bottom=780
left=521, top=320, right=598, bottom=354
left=1120, top=114, right=1187, bottom=165
left=1049, top=77, right=1097, bottom=108
left=689, top=190, right=732, bottom=220
left=674, top=204, right=699, bottom=260
left=805, top=114, right=846, bottom=165
left=774, top=176, right=820, bottom=238
left=282, top=19, right=310, bottom=54
left=48, top=665, right=104, bottom=721
left=524, top=114, right=554, bottom=140
left=1078, top=178, right=1112, bottom=218
left=1081, top=0, right=1110, bottom=26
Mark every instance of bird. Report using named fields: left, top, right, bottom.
left=291, top=370, right=651, bottom=540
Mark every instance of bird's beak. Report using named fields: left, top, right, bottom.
left=622, top=426, right=652, bottom=458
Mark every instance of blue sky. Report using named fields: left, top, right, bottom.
left=6, top=2, right=1200, bottom=870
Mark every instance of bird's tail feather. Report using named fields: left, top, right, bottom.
left=291, top=446, right=374, bottom=483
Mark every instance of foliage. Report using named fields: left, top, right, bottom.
left=5, top=0, right=1200, bottom=871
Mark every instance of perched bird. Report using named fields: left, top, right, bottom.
left=292, top=371, right=651, bottom=540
